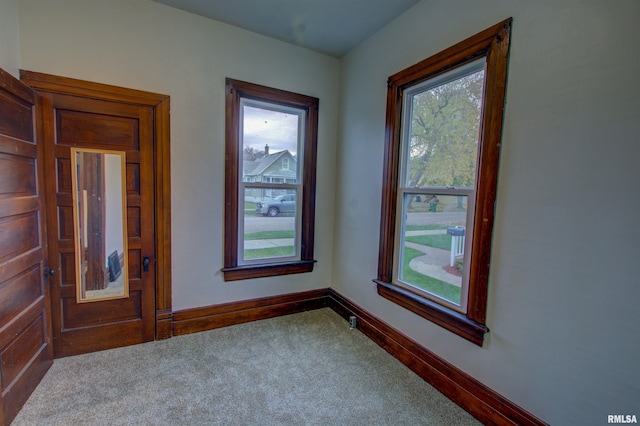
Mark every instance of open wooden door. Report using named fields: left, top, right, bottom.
left=0, top=68, right=53, bottom=425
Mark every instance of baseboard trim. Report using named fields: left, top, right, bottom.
left=169, top=287, right=544, bottom=425
left=155, top=309, right=173, bottom=340
left=326, top=289, right=546, bottom=426
left=172, top=288, right=330, bottom=336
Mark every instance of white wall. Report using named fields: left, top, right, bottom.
left=16, top=0, right=640, bottom=423
left=18, top=0, right=339, bottom=310
left=333, top=1, right=640, bottom=424
left=0, top=0, right=20, bottom=77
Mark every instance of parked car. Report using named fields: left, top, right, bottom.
left=256, top=194, right=296, bottom=217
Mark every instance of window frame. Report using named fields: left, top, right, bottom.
left=374, top=19, right=512, bottom=346
left=223, top=79, right=318, bottom=281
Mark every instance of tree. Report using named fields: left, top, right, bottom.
left=407, top=70, right=484, bottom=189
left=243, top=146, right=266, bottom=161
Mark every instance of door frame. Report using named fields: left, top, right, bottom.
left=21, top=70, right=173, bottom=340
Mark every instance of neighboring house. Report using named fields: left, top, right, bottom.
left=243, top=144, right=297, bottom=199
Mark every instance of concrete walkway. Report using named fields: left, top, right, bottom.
left=406, top=242, right=461, bottom=287
left=404, top=229, right=462, bottom=287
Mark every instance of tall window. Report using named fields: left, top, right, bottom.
left=375, top=19, right=511, bottom=345
left=223, top=79, right=318, bottom=281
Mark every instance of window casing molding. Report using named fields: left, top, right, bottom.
left=375, top=19, right=512, bottom=346
left=223, top=79, right=318, bottom=281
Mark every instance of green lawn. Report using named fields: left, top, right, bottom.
left=244, top=201, right=257, bottom=214
left=244, top=230, right=294, bottom=240
left=405, top=224, right=448, bottom=231
left=404, top=233, right=452, bottom=251
left=244, top=246, right=294, bottom=259
left=401, top=246, right=461, bottom=304
left=243, top=230, right=295, bottom=259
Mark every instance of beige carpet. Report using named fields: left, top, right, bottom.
left=13, top=308, right=480, bottom=425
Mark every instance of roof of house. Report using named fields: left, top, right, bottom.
left=244, top=150, right=296, bottom=176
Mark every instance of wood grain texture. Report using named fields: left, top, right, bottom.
left=21, top=70, right=172, bottom=341
left=327, top=289, right=546, bottom=426
left=376, top=19, right=512, bottom=344
left=223, top=79, right=318, bottom=281
left=375, top=280, right=488, bottom=346
left=172, top=288, right=330, bottom=336
left=23, top=70, right=173, bottom=351
left=0, top=153, right=36, bottom=196
left=0, top=67, right=53, bottom=426
left=221, top=260, right=316, bottom=281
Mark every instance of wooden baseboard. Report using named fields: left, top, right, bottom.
left=155, top=309, right=173, bottom=340
left=326, top=289, right=546, bottom=426
left=172, top=288, right=330, bottom=336
left=167, top=287, right=544, bottom=425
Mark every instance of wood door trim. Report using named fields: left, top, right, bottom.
left=19, top=70, right=168, bottom=106
left=21, top=70, right=172, bottom=340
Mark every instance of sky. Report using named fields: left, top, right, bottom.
left=242, top=105, right=300, bottom=155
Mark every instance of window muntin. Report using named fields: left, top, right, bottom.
left=223, top=78, right=318, bottom=281
left=375, top=19, right=511, bottom=345
left=395, top=59, right=485, bottom=311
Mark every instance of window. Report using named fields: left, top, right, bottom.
left=375, top=19, right=511, bottom=345
left=223, top=79, right=318, bottom=281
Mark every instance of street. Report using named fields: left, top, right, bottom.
left=244, top=215, right=295, bottom=233
left=405, top=211, right=466, bottom=226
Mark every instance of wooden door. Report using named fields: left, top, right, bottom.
left=38, top=91, right=156, bottom=358
left=0, top=69, right=53, bottom=425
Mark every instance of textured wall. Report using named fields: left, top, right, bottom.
left=16, top=0, right=640, bottom=423
left=0, top=0, right=20, bottom=77
left=333, top=1, right=640, bottom=424
left=18, top=0, right=340, bottom=310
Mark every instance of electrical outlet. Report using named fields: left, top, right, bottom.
left=349, top=316, right=357, bottom=329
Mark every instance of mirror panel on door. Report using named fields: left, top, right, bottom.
left=71, top=148, right=129, bottom=302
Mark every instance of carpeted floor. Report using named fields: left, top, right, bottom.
left=13, top=308, right=480, bottom=425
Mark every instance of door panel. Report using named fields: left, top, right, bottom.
left=40, top=92, right=156, bottom=358
left=0, top=68, right=53, bottom=426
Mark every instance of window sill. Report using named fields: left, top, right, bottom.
left=374, top=280, right=488, bottom=346
left=222, top=260, right=316, bottom=281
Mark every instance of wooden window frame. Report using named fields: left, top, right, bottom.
left=222, top=79, right=318, bottom=281
left=374, top=19, right=512, bottom=346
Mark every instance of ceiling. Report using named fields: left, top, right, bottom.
left=152, top=0, right=420, bottom=58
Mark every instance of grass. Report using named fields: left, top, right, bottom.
left=244, top=201, right=257, bottom=214
left=401, top=246, right=461, bottom=304
left=243, top=230, right=294, bottom=259
left=244, top=246, right=294, bottom=259
left=404, top=233, right=452, bottom=251
left=405, top=224, right=448, bottom=231
left=244, top=230, right=294, bottom=240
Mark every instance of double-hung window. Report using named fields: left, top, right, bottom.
left=223, top=79, right=318, bottom=281
left=375, top=20, right=511, bottom=345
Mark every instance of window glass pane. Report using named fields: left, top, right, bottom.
left=242, top=104, right=300, bottom=183
left=399, top=193, right=469, bottom=305
left=242, top=188, right=297, bottom=261
left=405, top=68, right=484, bottom=189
